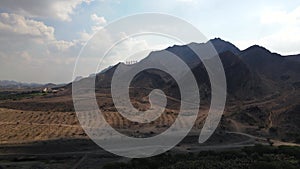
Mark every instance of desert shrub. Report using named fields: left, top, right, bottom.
left=250, top=161, right=297, bottom=169
left=103, top=162, right=128, bottom=169
left=242, top=144, right=276, bottom=155
left=278, top=145, right=300, bottom=158
left=269, top=127, right=278, bottom=133
left=103, top=145, right=300, bottom=169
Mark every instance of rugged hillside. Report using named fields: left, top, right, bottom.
left=240, top=45, right=300, bottom=84
left=1, top=38, right=299, bottom=143
left=85, top=38, right=299, bottom=142
left=92, top=40, right=270, bottom=101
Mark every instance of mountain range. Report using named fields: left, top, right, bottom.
left=87, top=38, right=299, bottom=101
left=0, top=80, right=46, bottom=89
left=1, top=38, right=299, bottom=142
left=70, top=38, right=299, bottom=142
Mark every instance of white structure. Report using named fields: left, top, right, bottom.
left=42, top=88, right=53, bottom=93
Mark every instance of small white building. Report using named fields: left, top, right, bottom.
left=42, top=87, right=53, bottom=93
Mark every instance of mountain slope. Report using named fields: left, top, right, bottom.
left=5, top=38, right=299, bottom=142
left=240, top=45, right=300, bottom=84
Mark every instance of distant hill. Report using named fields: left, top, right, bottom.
left=0, top=80, right=43, bottom=89
left=0, top=80, right=64, bottom=90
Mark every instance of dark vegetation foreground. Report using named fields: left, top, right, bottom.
left=103, top=145, right=300, bottom=169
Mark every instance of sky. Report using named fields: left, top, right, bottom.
left=0, top=0, right=299, bottom=83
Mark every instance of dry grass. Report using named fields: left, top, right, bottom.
left=0, top=107, right=209, bottom=144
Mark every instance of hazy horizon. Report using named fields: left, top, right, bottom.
left=0, top=0, right=300, bottom=83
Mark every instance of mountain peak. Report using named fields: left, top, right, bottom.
left=209, top=37, right=227, bottom=42
left=248, top=44, right=267, bottom=50
left=244, top=45, right=272, bottom=54
left=208, top=38, right=241, bottom=55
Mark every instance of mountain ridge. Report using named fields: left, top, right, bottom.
left=1, top=38, right=299, bottom=143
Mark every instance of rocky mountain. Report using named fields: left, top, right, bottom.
left=82, top=38, right=299, bottom=141
left=21, top=38, right=299, bottom=142
left=240, top=45, right=300, bottom=83
left=90, top=38, right=293, bottom=101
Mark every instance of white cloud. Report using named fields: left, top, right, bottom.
left=77, top=14, right=107, bottom=41
left=0, top=12, right=78, bottom=49
left=235, top=6, right=300, bottom=55
left=258, top=26, right=300, bottom=55
left=90, top=13, right=107, bottom=32
left=261, top=6, right=300, bottom=25
left=91, top=13, right=107, bottom=25
left=260, top=7, right=300, bottom=55
left=48, top=40, right=76, bottom=53
left=0, top=13, right=82, bottom=83
left=0, top=0, right=93, bottom=21
left=0, top=13, right=55, bottom=41
left=78, top=30, right=93, bottom=42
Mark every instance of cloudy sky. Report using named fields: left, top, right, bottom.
left=0, top=0, right=299, bottom=83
